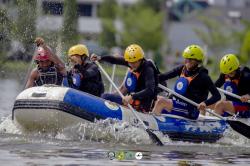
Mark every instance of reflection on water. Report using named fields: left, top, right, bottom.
left=1, top=77, right=250, bottom=165
left=0, top=133, right=249, bottom=166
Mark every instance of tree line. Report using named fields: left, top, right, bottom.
left=0, top=0, right=249, bottom=73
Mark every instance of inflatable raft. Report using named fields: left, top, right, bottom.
left=12, top=85, right=227, bottom=143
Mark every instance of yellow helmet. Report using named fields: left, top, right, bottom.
left=220, top=54, right=239, bottom=74
left=182, top=45, right=204, bottom=61
left=124, top=44, right=144, bottom=62
left=68, top=44, right=89, bottom=57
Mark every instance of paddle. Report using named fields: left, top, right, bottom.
left=95, top=61, right=164, bottom=146
left=217, top=88, right=250, bottom=103
left=158, top=84, right=250, bottom=139
left=109, top=64, right=116, bottom=93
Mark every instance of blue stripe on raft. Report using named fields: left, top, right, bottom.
left=155, top=116, right=227, bottom=135
left=63, top=89, right=123, bottom=120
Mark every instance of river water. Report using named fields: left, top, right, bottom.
left=0, top=77, right=250, bottom=165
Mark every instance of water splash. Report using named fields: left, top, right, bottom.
left=217, top=127, right=250, bottom=145
left=0, top=115, right=21, bottom=134
left=55, top=118, right=170, bottom=145
left=2, top=113, right=250, bottom=147
left=0, top=116, right=170, bottom=145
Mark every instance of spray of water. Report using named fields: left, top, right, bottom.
left=55, top=118, right=170, bottom=145
left=1, top=113, right=250, bottom=147
left=0, top=115, right=170, bottom=145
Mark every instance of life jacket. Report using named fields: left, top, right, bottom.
left=224, top=74, right=240, bottom=94
left=125, top=69, right=140, bottom=93
left=64, top=62, right=104, bottom=97
left=63, top=72, right=82, bottom=89
left=174, top=66, right=198, bottom=95
left=125, top=59, right=160, bottom=112
left=35, top=66, right=62, bottom=86
left=224, top=67, right=241, bottom=94
left=124, top=69, right=142, bottom=111
left=78, top=62, right=104, bottom=97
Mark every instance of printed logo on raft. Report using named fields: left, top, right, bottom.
left=104, top=101, right=120, bottom=111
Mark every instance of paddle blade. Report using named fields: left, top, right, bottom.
left=227, top=120, right=250, bottom=139
left=146, top=129, right=164, bottom=146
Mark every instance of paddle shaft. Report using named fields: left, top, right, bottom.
left=109, top=64, right=116, bottom=93
left=217, top=88, right=250, bottom=103
left=158, top=84, right=225, bottom=119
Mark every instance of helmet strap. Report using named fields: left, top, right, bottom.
left=132, top=59, right=144, bottom=72
left=230, top=68, right=240, bottom=79
left=80, top=56, right=88, bottom=65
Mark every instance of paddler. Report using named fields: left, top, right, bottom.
left=25, top=37, right=66, bottom=89
left=214, top=54, right=250, bottom=117
left=91, top=44, right=161, bottom=113
left=152, top=45, right=221, bottom=119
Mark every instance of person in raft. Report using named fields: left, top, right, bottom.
left=25, top=37, right=66, bottom=89
left=214, top=54, right=250, bottom=118
left=63, top=44, right=104, bottom=97
left=91, top=44, right=161, bottom=113
left=151, top=45, right=221, bottom=119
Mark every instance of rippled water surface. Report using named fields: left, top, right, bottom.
left=1, top=78, right=250, bottom=165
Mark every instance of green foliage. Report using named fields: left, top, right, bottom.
left=98, top=0, right=118, bottom=48
left=0, top=8, right=12, bottom=61
left=153, top=51, right=163, bottom=69
left=239, top=30, right=250, bottom=64
left=1, top=61, right=29, bottom=73
left=233, top=20, right=250, bottom=64
left=140, top=0, right=167, bottom=69
left=194, top=15, right=232, bottom=75
left=99, top=0, right=117, bottom=19
left=99, top=19, right=117, bottom=48
left=37, top=31, right=60, bottom=51
left=120, top=5, right=164, bottom=51
left=194, top=16, right=232, bottom=54
left=139, top=0, right=164, bottom=12
left=61, top=0, right=79, bottom=57
left=16, top=0, right=37, bottom=57
left=196, top=16, right=250, bottom=67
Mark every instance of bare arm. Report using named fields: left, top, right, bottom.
left=119, top=81, right=128, bottom=95
left=46, top=47, right=66, bottom=74
left=35, top=37, right=66, bottom=76
left=25, top=69, right=38, bottom=89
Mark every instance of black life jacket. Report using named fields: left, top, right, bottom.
left=78, top=62, right=104, bottom=97
left=35, top=65, right=63, bottom=86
